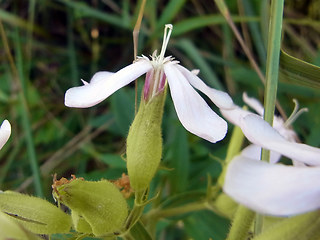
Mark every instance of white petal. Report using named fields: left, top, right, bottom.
left=241, top=144, right=261, bottom=160
left=242, top=92, right=264, bottom=116
left=220, top=105, right=252, bottom=126
left=164, top=63, right=227, bottom=143
left=175, top=65, right=234, bottom=109
left=240, top=114, right=320, bottom=166
left=292, top=159, right=307, bottom=167
left=81, top=79, right=89, bottom=85
left=242, top=93, right=298, bottom=143
left=241, top=144, right=281, bottom=163
left=65, top=60, right=152, bottom=108
left=191, top=69, right=200, bottom=75
left=273, top=117, right=297, bottom=142
left=224, top=156, right=320, bottom=216
left=89, top=71, right=114, bottom=84
left=0, top=120, right=11, bottom=150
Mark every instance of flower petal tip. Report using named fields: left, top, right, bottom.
left=1, top=120, right=11, bottom=132
left=0, top=120, right=11, bottom=150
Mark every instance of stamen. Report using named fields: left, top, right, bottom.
left=284, top=99, right=308, bottom=127
left=151, top=68, right=162, bottom=97
left=159, top=24, right=173, bottom=61
left=152, top=50, right=157, bottom=59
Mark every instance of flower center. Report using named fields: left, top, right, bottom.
left=144, top=24, right=173, bottom=101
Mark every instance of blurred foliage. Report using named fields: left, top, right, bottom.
left=0, top=0, right=319, bottom=239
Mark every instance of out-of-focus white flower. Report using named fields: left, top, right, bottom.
left=221, top=93, right=307, bottom=163
left=65, top=24, right=233, bottom=143
left=223, top=114, right=320, bottom=216
left=0, top=120, right=11, bottom=150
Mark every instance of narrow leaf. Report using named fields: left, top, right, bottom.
left=58, top=0, right=129, bottom=29
left=173, top=15, right=259, bottom=37
left=157, top=0, right=186, bottom=29
left=279, top=50, right=320, bottom=89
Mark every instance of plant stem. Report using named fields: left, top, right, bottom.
left=256, top=0, right=284, bottom=235
left=124, top=190, right=148, bottom=231
left=262, top=0, right=284, bottom=126
left=227, top=205, right=255, bottom=240
left=121, top=233, right=135, bottom=240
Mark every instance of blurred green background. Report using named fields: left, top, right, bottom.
left=0, top=0, right=319, bottom=239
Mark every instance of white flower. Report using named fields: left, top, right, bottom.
left=65, top=24, right=233, bottom=143
left=0, top=120, right=11, bottom=150
left=223, top=114, right=320, bottom=216
left=221, top=93, right=307, bottom=163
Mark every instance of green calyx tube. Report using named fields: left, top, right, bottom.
left=127, top=89, right=166, bottom=191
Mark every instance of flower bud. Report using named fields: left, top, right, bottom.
left=0, top=191, right=71, bottom=234
left=0, top=211, right=41, bottom=240
left=53, top=178, right=128, bottom=236
left=126, top=90, right=166, bottom=191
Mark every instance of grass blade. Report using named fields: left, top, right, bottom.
left=262, top=0, right=284, bottom=123
left=175, top=39, right=223, bottom=90
left=258, top=0, right=284, bottom=235
left=242, top=0, right=267, bottom=67
left=58, top=0, right=129, bottom=29
left=14, top=29, right=44, bottom=197
left=173, top=14, right=259, bottom=37
left=0, top=20, right=43, bottom=197
left=156, top=0, right=186, bottom=29
left=0, top=9, right=44, bottom=35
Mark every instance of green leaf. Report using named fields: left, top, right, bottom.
left=159, top=190, right=206, bottom=209
left=0, top=211, right=41, bottom=240
left=156, top=0, right=187, bottom=29
left=110, top=88, right=135, bottom=137
left=184, top=211, right=229, bottom=240
left=172, top=15, right=259, bottom=36
left=0, top=9, right=44, bottom=35
left=58, top=0, right=129, bottom=29
left=0, top=191, right=72, bottom=234
left=242, top=0, right=267, bottom=66
left=279, top=50, right=320, bottom=89
left=99, top=154, right=126, bottom=169
left=54, top=179, right=128, bottom=236
left=89, top=112, right=113, bottom=128
left=165, top=120, right=190, bottom=194
left=130, top=221, right=153, bottom=240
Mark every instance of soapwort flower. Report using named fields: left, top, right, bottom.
left=65, top=24, right=233, bottom=143
left=0, top=119, right=11, bottom=150
left=223, top=114, right=320, bottom=216
left=221, top=93, right=307, bottom=164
